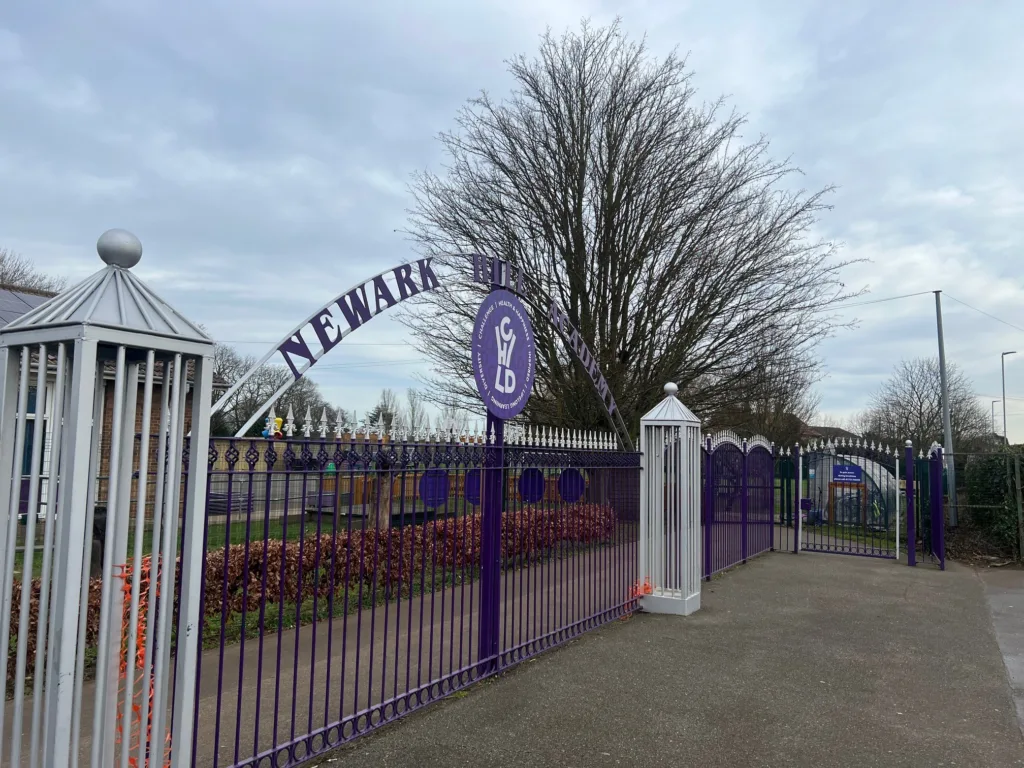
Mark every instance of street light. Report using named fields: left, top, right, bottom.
left=1002, top=351, right=1017, bottom=444
left=992, top=400, right=1000, bottom=435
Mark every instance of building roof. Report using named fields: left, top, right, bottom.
left=802, top=424, right=860, bottom=441
left=0, top=285, right=56, bottom=326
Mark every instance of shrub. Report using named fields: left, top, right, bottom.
left=7, top=503, right=615, bottom=691
left=963, top=450, right=1022, bottom=557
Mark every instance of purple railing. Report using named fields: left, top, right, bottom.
left=702, top=436, right=775, bottom=579
left=179, top=435, right=639, bottom=768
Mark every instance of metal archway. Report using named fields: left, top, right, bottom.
left=214, top=253, right=633, bottom=449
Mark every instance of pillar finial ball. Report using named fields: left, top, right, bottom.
left=97, top=229, right=143, bottom=268
left=664, top=382, right=679, bottom=397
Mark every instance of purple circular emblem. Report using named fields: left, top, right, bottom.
left=518, top=468, right=545, bottom=504
left=471, top=289, right=536, bottom=420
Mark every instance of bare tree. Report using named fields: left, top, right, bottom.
left=366, top=388, right=401, bottom=432
left=437, top=402, right=472, bottom=438
left=0, top=248, right=68, bottom=293
left=856, top=358, right=988, bottom=451
left=400, top=20, right=858, bottom=432
left=404, top=388, right=429, bottom=433
left=211, top=344, right=332, bottom=436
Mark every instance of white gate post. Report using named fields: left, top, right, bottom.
left=639, top=383, right=702, bottom=615
left=0, top=229, right=214, bottom=767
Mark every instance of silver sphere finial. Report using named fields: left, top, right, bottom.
left=664, top=382, right=679, bottom=397
left=97, top=229, right=142, bottom=269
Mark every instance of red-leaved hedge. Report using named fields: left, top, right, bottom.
left=7, top=503, right=615, bottom=690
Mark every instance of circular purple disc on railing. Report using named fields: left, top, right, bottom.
left=558, top=468, right=586, bottom=503
left=518, top=467, right=545, bottom=504
left=418, top=469, right=450, bottom=508
left=465, top=468, right=482, bottom=506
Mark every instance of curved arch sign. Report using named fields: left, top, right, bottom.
left=214, top=252, right=632, bottom=449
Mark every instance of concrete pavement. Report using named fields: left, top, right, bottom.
left=980, top=566, right=1024, bottom=738
left=327, top=553, right=1024, bottom=768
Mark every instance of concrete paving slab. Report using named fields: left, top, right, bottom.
left=979, top=566, right=1024, bottom=738
left=327, top=553, right=1024, bottom=768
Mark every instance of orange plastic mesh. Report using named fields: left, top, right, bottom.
left=115, top=556, right=172, bottom=768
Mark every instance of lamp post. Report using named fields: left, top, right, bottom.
left=1002, top=351, right=1016, bottom=445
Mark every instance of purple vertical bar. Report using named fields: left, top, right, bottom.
left=309, top=446, right=326, bottom=735
left=288, top=444, right=304, bottom=746
left=211, top=444, right=236, bottom=768
left=325, top=443, right=342, bottom=728
left=703, top=438, right=712, bottom=580
left=232, top=447, right=260, bottom=765
left=251, top=441, right=275, bottom=757
left=769, top=445, right=777, bottom=552
left=740, top=440, right=749, bottom=564
left=477, top=416, right=503, bottom=674
left=793, top=445, right=801, bottom=554
left=905, top=442, right=916, bottom=567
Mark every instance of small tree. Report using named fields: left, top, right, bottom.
left=856, top=358, right=988, bottom=450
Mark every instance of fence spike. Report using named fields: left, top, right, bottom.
left=284, top=404, right=296, bottom=437
left=265, top=405, right=277, bottom=437
left=316, top=407, right=327, bottom=438
left=301, top=405, right=312, bottom=438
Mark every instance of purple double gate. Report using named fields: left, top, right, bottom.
left=184, top=434, right=640, bottom=768
left=702, top=434, right=775, bottom=578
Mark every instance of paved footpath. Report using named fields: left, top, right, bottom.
left=979, top=566, right=1024, bottom=738
left=326, top=552, right=1024, bottom=768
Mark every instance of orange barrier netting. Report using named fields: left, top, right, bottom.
left=115, top=556, right=172, bottom=768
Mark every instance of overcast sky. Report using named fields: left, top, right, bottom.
left=2, top=0, right=1022, bottom=440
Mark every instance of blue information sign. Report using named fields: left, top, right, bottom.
left=832, top=464, right=863, bottom=483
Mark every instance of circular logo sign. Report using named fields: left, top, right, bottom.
left=471, top=289, right=536, bottom=420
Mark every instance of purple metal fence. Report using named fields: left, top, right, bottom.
left=702, top=435, right=775, bottom=579
left=180, top=434, right=639, bottom=768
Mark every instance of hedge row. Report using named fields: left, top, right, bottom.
left=7, top=503, right=616, bottom=689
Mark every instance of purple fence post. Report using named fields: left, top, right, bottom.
left=741, top=440, right=749, bottom=563
left=930, top=447, right=946, bottom=571
left=478, top=415, right=504, bottom=674
left=905, top=441, right=916, bottom=567
left=703, top=436, right=713, bottom=580
left=770, top=444, right=776, bottom=552
left=792, top=444, right=800, bottom=554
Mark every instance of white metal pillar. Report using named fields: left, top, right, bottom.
left=0, top=229, right=215, bottom=768
left=638, top=382, right=702, bottom=615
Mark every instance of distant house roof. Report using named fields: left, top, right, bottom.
left=0, top=285, right=57, bottom=326
left=801, top=424, right=860, bottom=442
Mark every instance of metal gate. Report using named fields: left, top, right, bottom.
left=796, top=440, right=900, bottom=558
left=702, top=433, right=775, bottom=577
